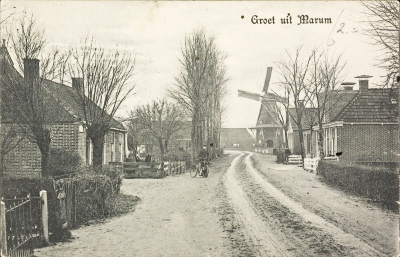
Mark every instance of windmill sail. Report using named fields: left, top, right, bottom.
left=238, top=90, right=262, bottom=101
left=262, top=67, right=273, bottom=93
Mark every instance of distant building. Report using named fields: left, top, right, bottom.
left=220, top=128, right=255, bottom=148
left=173, top=121, right=192, bottom=151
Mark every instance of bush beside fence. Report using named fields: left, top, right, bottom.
left=2, top=165, right=125, bottom=241
left=317, top=161, right=399, bottom=204
left=3, top=177, right=68, bottom=241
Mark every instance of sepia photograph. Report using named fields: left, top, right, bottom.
left=0, top=1, right=398, bottom=256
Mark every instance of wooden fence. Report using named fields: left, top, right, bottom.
left=56, top=180, right=77, bottom=229
left=163, top=161, right=186, bottom=176
left=304, top=156, right=339, bottom=173
left=123, top=162, right=163, bottom=178
left=123, top=161, right=187, bottom=179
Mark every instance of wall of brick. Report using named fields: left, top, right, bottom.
left=2, top=123, right=82, bottom=176
left=3, top=122, right=126, bottom=176
left=338, top=124, right=398, bottom=162
left=2, top=124, right=42, bottom=176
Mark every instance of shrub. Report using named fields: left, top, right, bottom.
left=48, top=148, right=82, bottom=176
left=57, top=172, right=115, bottom=224
left=317, top=161, right=399, bottom=204
left=2, top=167, right=124, bottom=241
left=98, top=164, right=123, bottom=194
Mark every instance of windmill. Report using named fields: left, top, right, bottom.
left=238, top=67, right=287, bottom=150
left=238, top=67, right=286, bottom=103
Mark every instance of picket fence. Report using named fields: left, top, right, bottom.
left=304, top=156, right=339, bottom=173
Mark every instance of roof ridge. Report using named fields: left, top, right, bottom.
left=331, top=91, right=360, bottom=121
left=43, top=78, right=126, bottom=131
left=42, top=79, right=82, bottom=121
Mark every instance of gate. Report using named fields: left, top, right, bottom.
left=56, top=180, right=77, bottom=229
left=3, top=196, right=43, bottom=257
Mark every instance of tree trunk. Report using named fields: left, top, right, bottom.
left=38, top=129, right=51, bottom=177
left=318, top=124, right=325, bottom=159
left=91, top=135, right=105, bottom=170
left=297, top=124, right=306, bottom=165
left=283, top=126, right=289, bottom=149
left=191, top=117, right=196, bottom=163
left=164, top=139, right=169, bottom=153
left=40, top=150, right=50, bottom=177
left=158, top=137, right=165, bottom=161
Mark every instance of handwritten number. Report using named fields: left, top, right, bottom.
left=337, top=23, right=345, bottom=34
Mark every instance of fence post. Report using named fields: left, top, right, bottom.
left=0, top=201, right=7, bottom=257
left=40, top=190, right=50, bottom=245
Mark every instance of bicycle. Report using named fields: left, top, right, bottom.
left=190, top=159, right=209, bottom=178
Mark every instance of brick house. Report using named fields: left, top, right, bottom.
left=1, top=43, right=127, bottom=176
left=295, top=77, right=398, bottom=162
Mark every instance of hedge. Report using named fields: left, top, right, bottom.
left=2, top=165, right=124, bottom=241
left=56, top=172, right=116, bottom=224
left=317, top=161, right=399, bottom=203
left=48, top=148, right=82, bottom=177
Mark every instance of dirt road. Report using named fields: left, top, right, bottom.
left=35, top=151, right=399, bottom=256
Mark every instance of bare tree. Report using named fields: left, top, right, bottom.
left=306, top=50, right=347, bottom=158
left=0, top=125, right=25, bottom=176
left=277, top=47, right=313, bottom=161
left=1, top=15, right=69, bottom=177
left=126, top=114, right=146, bottom=160
left=133, top=99, right=185, bottom=160
left=7, top=14, right=46, bottom=73
left=169, top=29, right=227, bottom=160
left=68, top=38, right=135, bottom=168
left=361, top=0, right=399, bottom=86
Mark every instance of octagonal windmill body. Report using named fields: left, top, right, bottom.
left=238, top=67, right=286, bottom=151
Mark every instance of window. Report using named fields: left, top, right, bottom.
left=111, top=132, right=115, bottom=162
left=103, top=134, right=107, bottom=165
left=324, top=128, right=337, bottom=156
left=119, top=133, right=123, bottom=162
left=86, top=136, right=92, bottom=165
left=306, top=133, right=311, bottom=155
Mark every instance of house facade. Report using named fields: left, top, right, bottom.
left=1, top=42, right=127, bottom=176
left=297, top=77, right=398, bottom=162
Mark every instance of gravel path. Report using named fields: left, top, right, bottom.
left=34, top=156, right=235, bottom=257
left=34, top=151, right=399, bottom=256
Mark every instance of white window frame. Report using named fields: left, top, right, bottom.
left=111, top=132, right=115, bottom=162
left=119, top=133, right=123, bottom=162
left=103, top=134, right=107, bottom=165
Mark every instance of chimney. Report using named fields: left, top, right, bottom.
left=298, top=100, right=305, bottom=109
left=23, top=58, right=40, bottom=82
left=341, top=82, right=356, bottom=91
left=355, top=75, right=372, bottom=92
left=72, top=77, right=84, bottom=91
